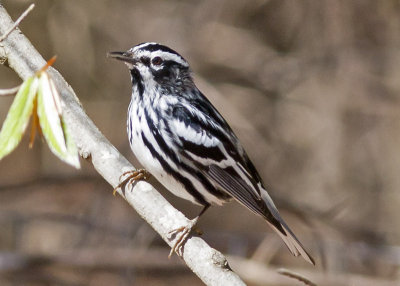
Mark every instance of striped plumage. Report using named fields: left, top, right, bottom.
left=109, top=42, right=314, bottom=264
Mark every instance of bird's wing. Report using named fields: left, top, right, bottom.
left=168, top=98, right=277, bottom=220
left=168, top=98, right=315, bottom=265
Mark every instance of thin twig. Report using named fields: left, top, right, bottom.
left=278, top=268, right=317, bottom=286
left=0, top=3, right=35, bottom=42
left=0, top=85, right=20, bottom=96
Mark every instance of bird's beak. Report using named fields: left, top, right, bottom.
left=107, top=51, right=137, bottom=64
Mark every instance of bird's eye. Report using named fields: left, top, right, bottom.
left=152, top=56, right=163, bottom=66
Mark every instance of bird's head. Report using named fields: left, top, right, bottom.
left=108, top=42, right=192, bottom=89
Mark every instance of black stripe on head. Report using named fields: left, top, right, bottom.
left=140, top=43, right=185, bottom=60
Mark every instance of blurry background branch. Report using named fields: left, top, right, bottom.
left=0, top=85, right=20, bottom=96
left=0, top=247, right=398, bottom=286
left=227, top=256, right=400, bottom=286
left=0, top=4, right=246, bottom=286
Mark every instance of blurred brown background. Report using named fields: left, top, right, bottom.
left=1, top=0, right=400, bottom=285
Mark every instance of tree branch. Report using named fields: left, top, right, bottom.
left=0, top=4, right=245, bottom=286
left=0, top=84, right=20, bottom=96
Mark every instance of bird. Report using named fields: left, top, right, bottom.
left=108, top=42, right=314, bottom=265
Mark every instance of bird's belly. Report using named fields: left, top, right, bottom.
left=129, top=127, right=202, bottom=205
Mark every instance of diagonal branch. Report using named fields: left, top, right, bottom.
left=0, top=4, right=245, bottom=286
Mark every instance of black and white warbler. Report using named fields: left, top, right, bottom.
left=109, top=42, right=314, bottom=265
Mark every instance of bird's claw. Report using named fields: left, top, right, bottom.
left=168, top=217, right=199, bottom=258
left=113, top=169, right=150, bottom=195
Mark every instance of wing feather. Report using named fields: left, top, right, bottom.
left=165, top=95, right=315, bottom=264
left=167, top=99, right=269, bottom=216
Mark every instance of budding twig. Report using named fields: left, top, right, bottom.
left=0, top=3, right=35, bottom=42
left=0, top=85, right=20, bottom=96
left=37, top=55, right=57, bottom=74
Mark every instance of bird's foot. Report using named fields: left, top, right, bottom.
left=113, top=169, right=150, bottom=195
left=168, top=217, right=199, bottom=258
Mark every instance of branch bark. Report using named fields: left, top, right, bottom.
left=0, top=4, right=245, bottom=286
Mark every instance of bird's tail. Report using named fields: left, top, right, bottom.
left=267, top=220, right=315, bottom=265
left=261, top=190, right=315, bottom=265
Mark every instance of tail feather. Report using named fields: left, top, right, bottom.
left=261, top=190, right=315, bottom=265
left=267, top=221, right=315, bottom=265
